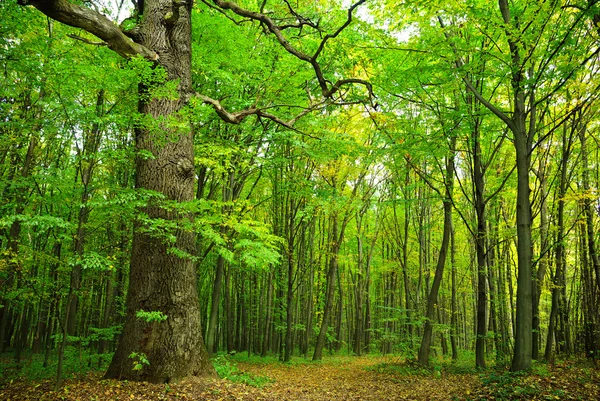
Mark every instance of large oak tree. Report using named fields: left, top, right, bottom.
left=17, top=0, right=369, bottom=383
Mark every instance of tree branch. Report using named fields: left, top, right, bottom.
left=211, top=0, right=372, bottom=100
left=18, top=0, right=158, bottom=60
left=197, top=94, right=313, bottom=133
left=437, top=15, right=515, bottom=131
left=67, top=33, right=107, bottom=46
left=279, top=0, right=321, bottom=31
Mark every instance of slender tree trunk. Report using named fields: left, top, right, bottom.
left=283, top=243, right=294, bottom=361
left=313, top=210, right=348, bottom=361
left=224, top=264, right=234, bottom=353
left=579, top=124, right=600, bottom=293
left=450, top=225, right=458, bottom=360
left=545, top=124, right=573, bottom=360
left=532, top=156, right=549, bottom=360
left=303, top=220, right=316, bottom=357
left=473, top=118, right=487, bottom=369
left=510, top=114, right=534, bottom=371
left=354, top=221, right=364, bottom=356
left=335, top=269, right=344, bottom=352
left=418, top=137, right=455, bottom=367
left=261, top=272, right=273, bottom=357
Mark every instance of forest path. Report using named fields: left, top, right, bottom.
left=235, top=355, right=476, bottom=400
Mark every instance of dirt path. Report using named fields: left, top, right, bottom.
left=236, top=356, right=476, bottom=400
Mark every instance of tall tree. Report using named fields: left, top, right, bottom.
left=417, top=134, right=456, bottom=367
left=18, top=0, right=370, bottom=382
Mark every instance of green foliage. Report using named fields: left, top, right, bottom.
left=0, top=347, right=112, bottom=382
left=129, top=352, right=150, bottom=371
left=212, top=354, right=274, bottom=387
left=480, top=370, right=540, bottom=400
left=366, top=359, right=432, bottom=377
left=135, top=310, right=168, bottom=323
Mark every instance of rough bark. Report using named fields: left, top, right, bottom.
left=107, top=0, right=212, bottom=382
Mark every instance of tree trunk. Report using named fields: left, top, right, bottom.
left=418, top=137, right=455, bottom=367
left=579, top=124, right=600, bottom=293
left=532, top=156, right=549, bottom=360
left=67, top=89, right=105, bottom=336
left=207, top=255, right=224, bottom=354
left=473, top=116, right=487, bottom=369
left=303, top=221, right=316, bottom=357
left=261, top=272, right=273, bottom=357
left=313, top=214, right=341, bottom=361
left=450, top=225, right=458, bottom=360
left=104, top=0, right=213, bottom=382
left=224, top=264, right=234, bottom=353
left=354, top=217, right=364, bottom=356
left=510, top=116, right=534, bottom=372
left=545, top=124, right=573, bottom=360
left=283, top=210, right=295, bottom=362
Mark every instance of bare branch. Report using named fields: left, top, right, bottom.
left=197, top=94, right=312, bottom=132
left=326, top=78, right=374, bottom=99
left=67, top=33, right=107, bottom=46
left=211, top=0, right=372, bottom=100
left=18, top=0, right=158, bottom=60
left=279, top=0, right=320, bottom=31
left=200, top=0, right=248, bottom=25
left=312, top=0, right=367, bottom=61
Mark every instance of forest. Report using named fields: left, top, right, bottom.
left=1, top=0, right=600, bottom=400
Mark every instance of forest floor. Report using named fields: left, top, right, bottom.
left=1, top=354, right=599, bottom=400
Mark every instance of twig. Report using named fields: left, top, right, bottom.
left=67, top=33, right=107, bottom=46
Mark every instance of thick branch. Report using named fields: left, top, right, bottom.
left=198, top=94, right=302, bottom=130
left=19, top=0, right=158, bottom=60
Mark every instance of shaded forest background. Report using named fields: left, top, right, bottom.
left=1, top=0, right=600, bottom=384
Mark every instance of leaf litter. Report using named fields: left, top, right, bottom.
left=1, top=356, right=598, bottom=400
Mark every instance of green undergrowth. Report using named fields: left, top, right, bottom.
left=479, top=368, right=541, bottom=400
left=0, top=347, right=111, bottom=382
left=475, top=359, right=598, bottom=400
left=212, top=353, right=274, bottom=387
left=366, top=351, right=481, bottom=377
left=229, top=351, right=368, bottom=367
